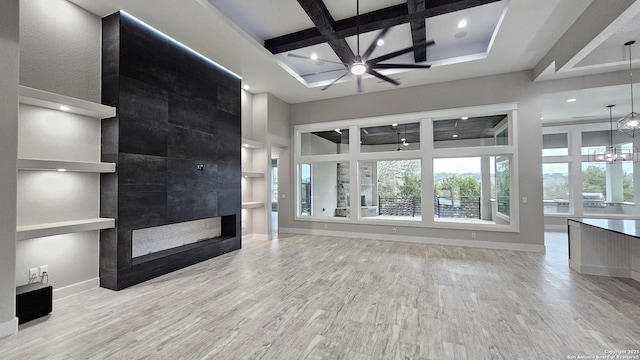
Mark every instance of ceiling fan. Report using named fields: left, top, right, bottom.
left=289, top=0, right=434, bottom=92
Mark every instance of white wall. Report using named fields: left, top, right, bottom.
left=15, top=0, right=103, bottom=299
left=20, top=0, right=101, bottom=102
left=289, top=71, right=545, bottom=247
left=0, top=0, right=20, bottom=338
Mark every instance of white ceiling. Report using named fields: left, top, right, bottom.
left=67, top=0, right=640, bottom=121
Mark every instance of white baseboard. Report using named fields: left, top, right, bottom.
left=632, top=270, right=640, bottom=282
left=0, top=317, right=18, bottom=338
left=279, top=227, right=545, bottom=252
left=544, top=224, right=567, bottom=232
left=53, top=277, right=99, bottom=301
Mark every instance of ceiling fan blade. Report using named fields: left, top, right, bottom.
left=367, top=69, right=400, bottom=86
left=357, top=75, right=363, bottom=93
left=300, top=68, right=349, bottom=77
left=372, top=63, right=431, bottom=69
left=368, top=40, right=435, bottom=65
left=362, top=27, right=391, bottom=61
left=321, top=71, right=350, bottom=91
left=287, top=53, right=345, bottom=65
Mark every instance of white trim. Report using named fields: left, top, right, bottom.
left=53, top=277, right=100, bottom=301
left=293, top=102, right=518, bottom=132
left=280, top=227, right=545, bottom=252
left=570, top=263, right=632, bottom=278
left=0, top=318, right=18, bottom=338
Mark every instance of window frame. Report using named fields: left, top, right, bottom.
left=294, top=103, right=520, bottom=232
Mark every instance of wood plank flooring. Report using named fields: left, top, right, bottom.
left=2, top=233, right=640, bottom=359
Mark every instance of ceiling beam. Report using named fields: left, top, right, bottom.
left=295, top=0, right=355, bottom=65
left=407, top=0, right=427, bottom=63
left=266, top=0, right=501, bottom=55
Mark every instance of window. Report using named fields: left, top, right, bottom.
left=582, top=161, right=634, bottom=214
left=298, top=162, right=348, bottom=217
left=543, top=133, right=568, bottom=156
left=301, top=128, right=349, bottom=156
left=542, top=163, right=569, bottom=214
left=295, top=104, right=519, bottom=231
left=360, top=122, right=420, bottom=153
left=433, top=114, right=509, bottom=149
left=359, top=159, right=421, bottom=220
left=433, top=156, right=512, bottom=225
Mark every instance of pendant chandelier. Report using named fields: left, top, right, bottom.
left=589, top=105, right=636, bottom=163
left=618, top=40, right=640, bottom=138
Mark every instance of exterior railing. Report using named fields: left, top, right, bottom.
left=434, top=196, right=481, bottom=219
left=378, top=196, right=421, bottom=217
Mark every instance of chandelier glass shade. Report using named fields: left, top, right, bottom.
left=590, top=104, right=637, bottom=163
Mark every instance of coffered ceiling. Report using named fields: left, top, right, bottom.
left=68, top=0, right=640, bottom=109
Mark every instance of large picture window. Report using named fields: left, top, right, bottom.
left=295, top=104, right=518, bottom=231
left=433, top=156, right=512, bottom=225
left=359, top=159, right=421, bottom=220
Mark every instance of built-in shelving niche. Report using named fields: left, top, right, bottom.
left=17, top=86, right=116, bottom=241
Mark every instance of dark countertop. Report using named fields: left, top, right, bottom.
left=568, top=218, right=640, bottom=238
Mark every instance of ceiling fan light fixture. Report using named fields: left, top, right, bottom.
left=350, top=62, right=367, bottom=75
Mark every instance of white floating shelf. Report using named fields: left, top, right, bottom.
left=241, top=138, right=263, bottom=149
left=18, top=158, right=116, bottom=173
left=17, top=218, right=115, bottom=241
left=242, top=202, right=264, bottom=209
left=19, top=86, right=116, bottom=119
left=242, top=171, right=264, bottom=178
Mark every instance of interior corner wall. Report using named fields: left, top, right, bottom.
left=14, top=0, right=102, bottom=301
left=289, top=71, right=545, bottom=248
left=0, top=0, right=19, bottom=338
left=19, top=0, right=101, bottom=103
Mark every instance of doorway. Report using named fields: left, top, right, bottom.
left=271, top=156, right=278, bottom=235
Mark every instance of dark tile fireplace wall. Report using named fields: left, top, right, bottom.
left=100, top=11, right=241, bottom=290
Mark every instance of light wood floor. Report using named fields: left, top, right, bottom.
left=2, top=233, right=640, bottom=359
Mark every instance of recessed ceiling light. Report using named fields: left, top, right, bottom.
left=60, top=105, right=70, bottom=111
left=376, top=39, right=385, bottom=47
left=57, top=169, right=67, bottom=172
left=567, top=98, right=577, bottom=103
left=540, top=117, right=544, bottom=120
left=457, top=19, right=467, bottom=29
left=452, top=134, right=459, bottom=138
left=461, top=116, right=468, bottom=120
left=310, top=53, right=318, bottom=60
left=243, top=85, right=250, bottom=90
left=243, top=144, right=250, bottom=148
left=392, top=123, right=398, bottom=127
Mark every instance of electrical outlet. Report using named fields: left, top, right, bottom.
left=39, top=265, right=49, bottom=276
left=29, top=268, right=38, bottom=281
left=471, top=232, right=476, bottom=239
left=392, top=227, right=397, bottom=234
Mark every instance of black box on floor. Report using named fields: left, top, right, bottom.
left=16, top=283, right=52, bottom=324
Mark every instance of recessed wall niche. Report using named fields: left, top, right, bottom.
left=100, top=11, right=241, bottom=290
